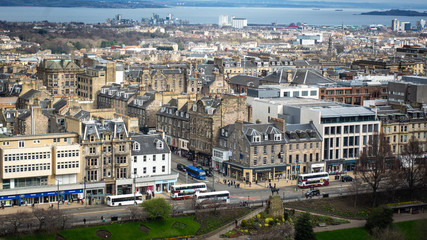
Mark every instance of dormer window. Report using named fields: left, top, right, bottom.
left=90, top=135, right=95, bottom=142
left=133, top=142, right=140, bottom=151
left=274, top=134, right=282, bottom=141
left=253, top=136, right=261, bottom=143
left=156, top=140, right=163, bottom=149
left=264, top=134, right=268, bottom=140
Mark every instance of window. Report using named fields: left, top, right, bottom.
left=253, top=158, right=258, bottom=165
left=162, top=166, right=165, bottom=172
left=33, top=140, right=40, bottom=144
left=263, top=146, right=267, bottom=154
left=133, top=156, right=137, bottom=163
left=143, top=156, right=147, bottom=162
left=2, top=141, right=9, bottom=146
left=134, top=168, right=137, bottom=175
left=18, top=141, right=24, bottom=148
left=263, top=157, right=267, bottom=165
left=143, top=167, right=147, bottom=174
left=162, top=154, right=165, bottom=160
left=289, top=155, right=292, bottom=164
left=153, top=155, right=156, bottom=161
left=153, top=166, right=156, bottom=173
left=271, top=156, right=275, bottom=163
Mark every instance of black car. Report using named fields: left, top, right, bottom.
left=205, top=171, right=213, bottom=177
left=341, top=176, right=353, bottom=182
left=177, top=163, right=186, bottom=172
left=305, top=189, right=320, bottom=198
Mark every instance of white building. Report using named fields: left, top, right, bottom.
left=131, top=134, right=178, bottom=193
left=231, top=17, right=247, bottom=29
left=219, top=15, right=229, bottom=27
left=261, top=85, right=319, bottom=99
left=295, top=34, right=323, bottom=45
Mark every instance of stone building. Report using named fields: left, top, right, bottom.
left=37, top=59, right=84, bottom=96
left=15, top=106, right=49, bottom=135
left=97, top=84, right=139, bottom=115
left=77, top=63, right=117, bottom=105
left=66, top=116, right=132, bottom=195
left=156, top=98, right=192, bottom=157
left=189, top=95, right=249, bottom=166
left=16, top=89, right=51, bottom=109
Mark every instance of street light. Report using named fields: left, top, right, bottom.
left=133, top=174, right=138, bottom=205
left=56, top=179, right=61, bottom=210
left=247, top=195, right=250, bottom=208
left=83, top=177, right=87, bottom=206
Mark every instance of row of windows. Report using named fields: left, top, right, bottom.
left=57, top=161, right=80, bottom=169
left=4, top=163, right=51, bottom=173
left=4, top=152, right=51, bottom=161
left=289, top=142, right=319, bottom=151
left=133, top=154, right=167, bottom=162
left=134, top=166, right=166, bottom=175
left=288, top=153, right=320, bottom=164
left=57, top=150, right=80, bottom=158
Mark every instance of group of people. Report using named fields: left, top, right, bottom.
left=223, top=179, right=241, bottom=188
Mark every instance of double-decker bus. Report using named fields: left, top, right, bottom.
left=194, top=191, right=230, bottom=206
left=170, top=183, right=207, bottom=200
left=106, top=193, right=143, bottom=206
left=185, top=166, right=206, bottom=180
left=297, top=172, right=329, bottom=188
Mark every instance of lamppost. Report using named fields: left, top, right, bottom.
left=133, top=174, right=138, bottom=205
left=83, top=177, right=87, bottom=206
left=247, top=195, right=250, bottom=208
left=56, top=179, right=61, bottom=210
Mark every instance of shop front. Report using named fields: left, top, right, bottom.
left=0, top=189, right=83, bottom=207
left=327, top=160, right=344, bottom=174
left=226, top=162, right=286, bottom=183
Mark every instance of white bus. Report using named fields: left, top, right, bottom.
left=170, top=183, right=207, bottom=200
left=297, top=172, right=329, bottom=188
left=106, top=193, right=143, bottom=206
left=194, top=191, right=230, bottom=206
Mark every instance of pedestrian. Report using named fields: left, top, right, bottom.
left=234, top=219, right=238, bottom=227
left=233, top=181, right=235, bottom=186
left=101, top=216, right=104, bottom=221
left=152, top=192, right=155, bottom=198
left=255, top=180, right=258, bottom=184
left=274, top=183, right=276, bottom=188
left=83, top=218, right=86, bottom=224
left=103, top=217, right=106, bottom=223
left=81, top=199, right=84, bottom=205
left=249, top=182, right=251, bottom=187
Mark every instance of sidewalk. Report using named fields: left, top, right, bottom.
left=314, top=212, right=427, bottom=233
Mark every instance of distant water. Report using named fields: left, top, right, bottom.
left=0, top=7, right=426, bottom=26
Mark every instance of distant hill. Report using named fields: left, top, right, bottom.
left=361, top=9, right=427, bottom=16
left=0, top=0, right=167, bottom=8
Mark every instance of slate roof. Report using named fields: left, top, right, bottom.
left=284, top=123, right=322, bottom=142
left=131, top=134, right=170, bottom=156
left=220, top=122, right=288, bottom=146
left=53, top=99, right=67, bottom=113
left=81, top=119, right=129, bottom=140
left=19, top=89, right=40, bottom=100
left=74, top=110, right=90, bottom=120
left=228, top=75, right=261, bottom=88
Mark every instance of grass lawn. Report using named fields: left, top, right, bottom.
left=195, top=207, right=253, bottom=235
left=316, top=219, right=427, bottom=240
left=6, top=216, right=200, bottom=240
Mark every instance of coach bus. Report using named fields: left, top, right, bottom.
left=170, top=183, right=207, bottom=200
left=185, top=166, right=207, bottom=180
left=297, top=172, right=329, bottom=188
left=194, top=191, right=230, bottom=206
left=106, top=193, right=143, bottom=206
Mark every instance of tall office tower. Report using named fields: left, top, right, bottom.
left=219, top=15, right=229, bottom=27
left=392, top=19, right=399, bottom=31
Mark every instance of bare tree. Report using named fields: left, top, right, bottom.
left=128, top=206, right=147, bottom=221
left=32, top=208, right=48, bottom=230
left=400, top=136, right=425, bottom=199
left=357, top=133, right=392, bottom=207
left=347, top=172, right=363, bottom=208
left=3, top=211, right=32, bottom=235
left=385, top=157, right=403, bottom=203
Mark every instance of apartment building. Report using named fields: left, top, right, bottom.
left=66, top=117, right=132, bottom=195
left=189, top=95, right=249, bottom=166
left=156, top=98, right=191, bottom=157
left=97, top=84, right=139, bottom=115
left=0, top=133, right=82, bottom=206
left=77, top=63, right=117, bottom=104
left=37, top=59, right=84, bottom=96
left=131, top=134, right=177, bottom=194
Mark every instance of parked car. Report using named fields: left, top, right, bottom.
left=177, top=163, right=186, bottom=172
left=205, top=171, right=213, bottom=177
left=305, top=189, right=320, bottom=198
left=341, top=176, right=353, bottom=182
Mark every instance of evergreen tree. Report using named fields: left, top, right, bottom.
left=295, top=212, right=316, bottom=240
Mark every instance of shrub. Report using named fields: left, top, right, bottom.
left=365, top=206, right=393, bottom=234
left=241, top=219, right=247, bottom=227
left=141, top=198, right=172, bottom=220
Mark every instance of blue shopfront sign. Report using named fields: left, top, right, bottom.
left=0, top=189, right=83, bottom=200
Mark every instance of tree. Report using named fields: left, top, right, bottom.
left=294, top=212, right=316, bottom=240
left=347, top=172, right=363, bottom=208
left=3, top=211, right=32, bottom=235
left=357, top=133, right=392, bottom=207
left=141, top=198, right=172, bottom=220
left=400, top=136, right=425, bottom=199
left=128, top=206, right=147, bottom=221
left=365, top=206, right=393, bottom=234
